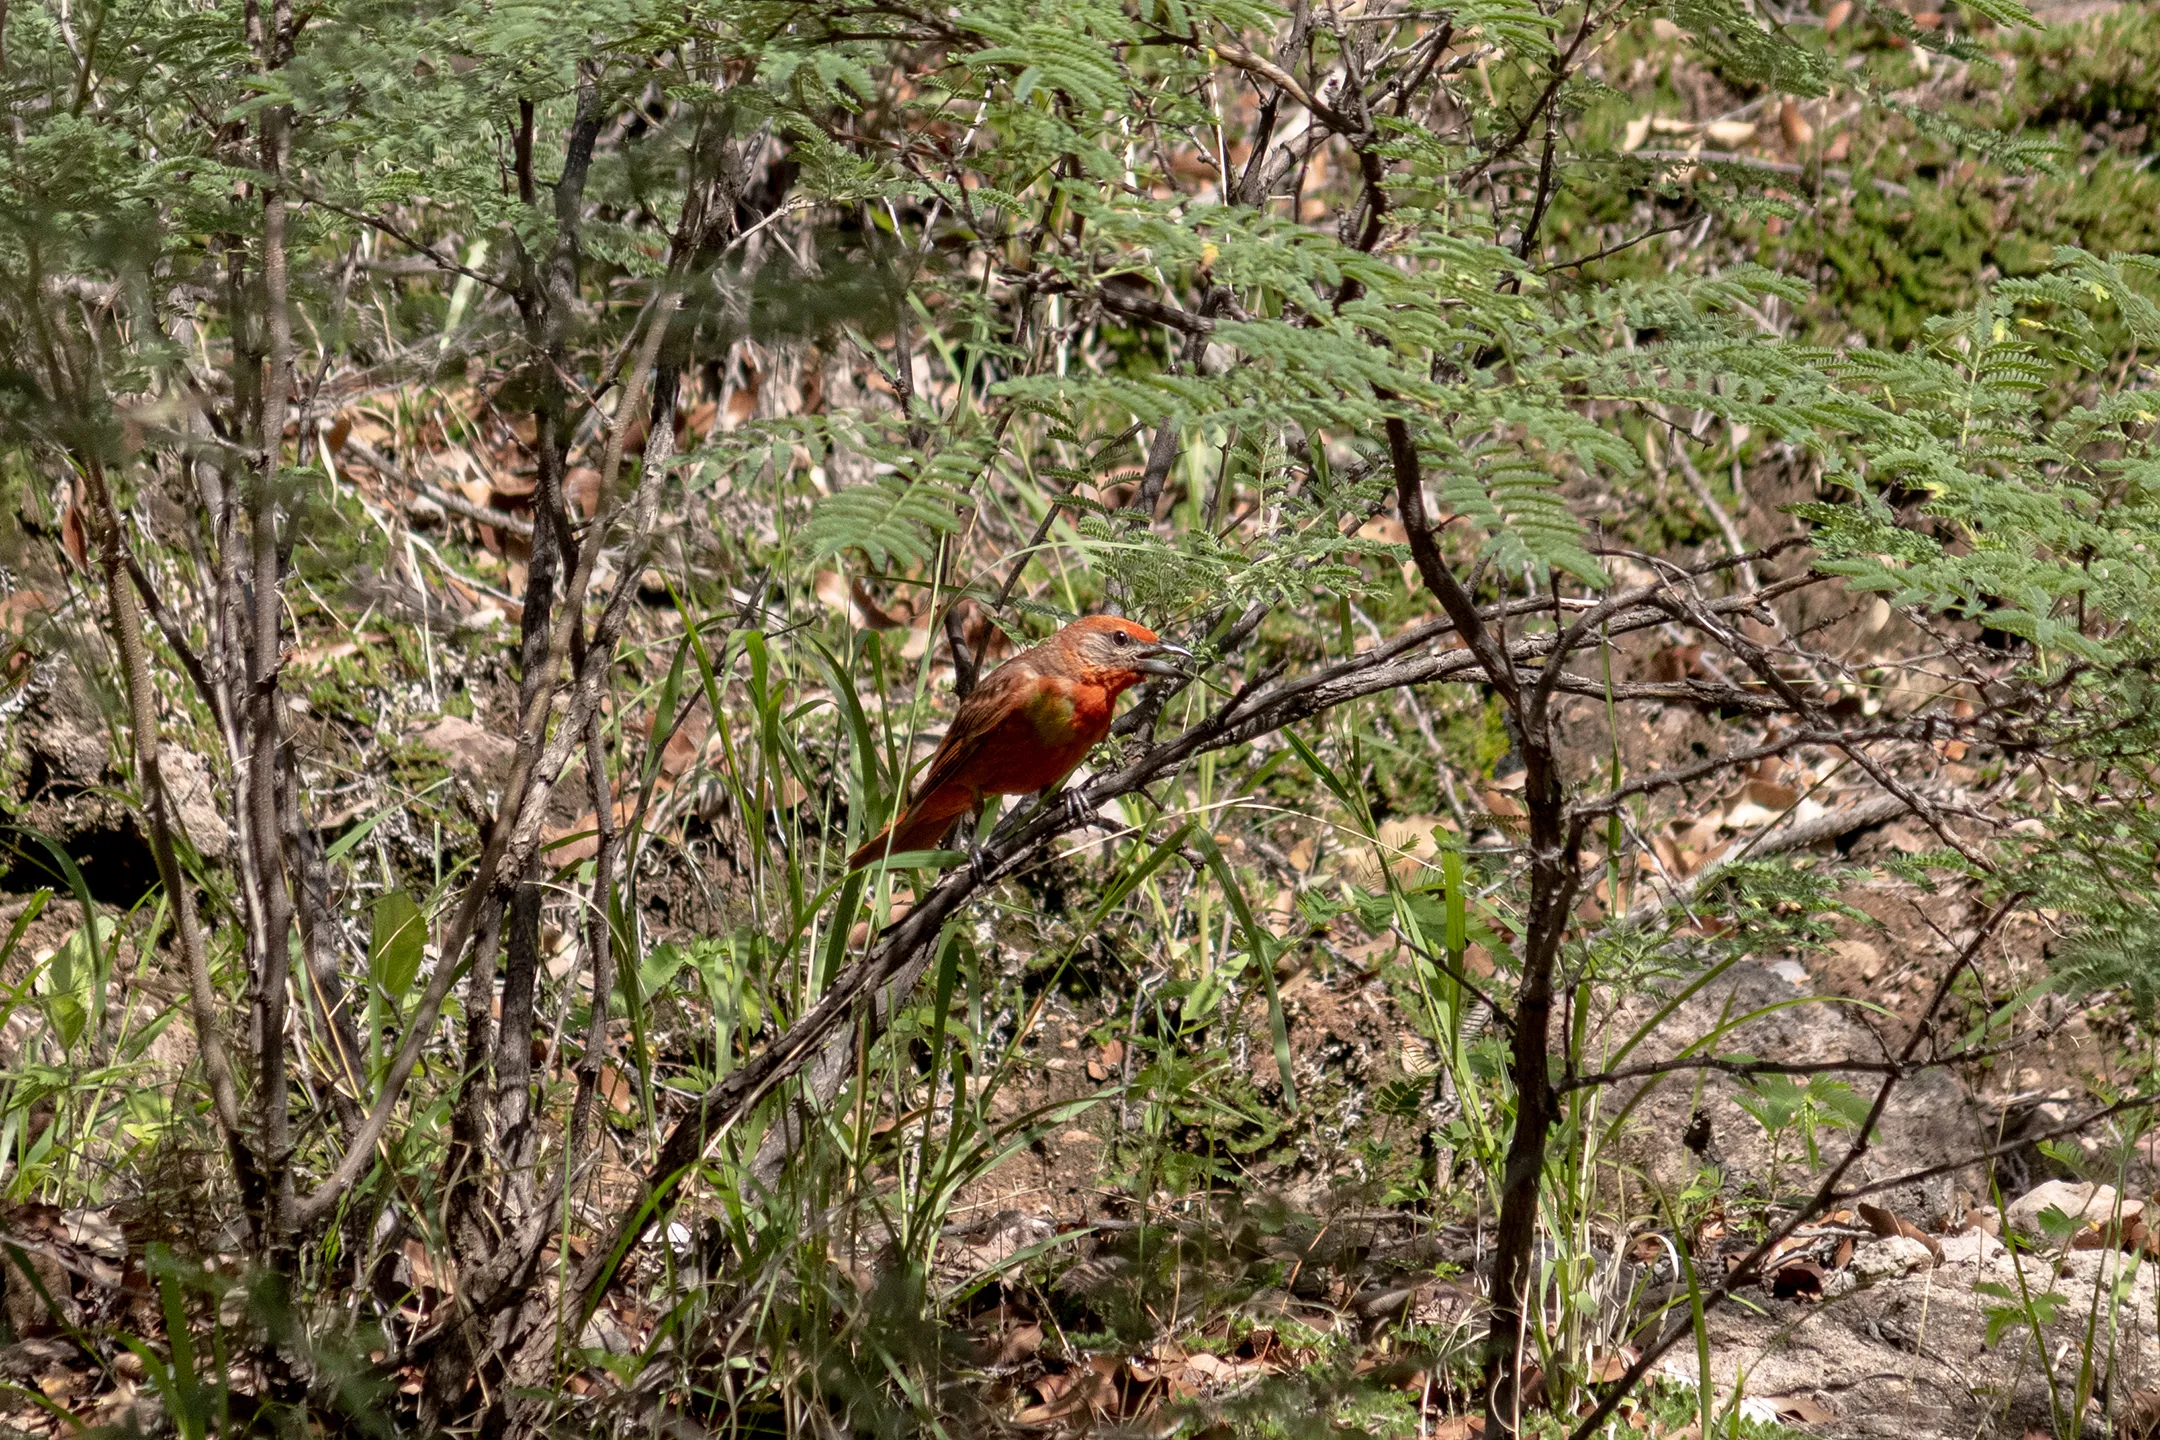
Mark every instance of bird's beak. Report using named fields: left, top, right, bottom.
left=1132, top=641, right=1193, bottom=678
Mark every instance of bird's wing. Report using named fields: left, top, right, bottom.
left=903, top=655, right=1040, bottom=804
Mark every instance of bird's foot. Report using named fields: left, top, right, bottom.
left=1057, top=788, right=1099, bottom=831
left=968, top=842, right=993, bottom=883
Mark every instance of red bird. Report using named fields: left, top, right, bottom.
left=848, top=615, right=1190, bottom=870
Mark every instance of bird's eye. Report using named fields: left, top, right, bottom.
left=1113, top=630, right=1132, bottom=646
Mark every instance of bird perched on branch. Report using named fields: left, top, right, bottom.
left=847, top=614, right=1191, bottom=870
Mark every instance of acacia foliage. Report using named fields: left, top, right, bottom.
left=6, top=0, right=2160, bottom=1431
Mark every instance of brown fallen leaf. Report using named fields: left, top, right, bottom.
left=402, top=1236, right=455, bottom=1295
left=289, top=633, right=390, bottom=671
left=1761, top=1233, right=1816, bottom=1268
left=1779, top=99, right=1814, bottom=149
left=655, top=709, right=705, bottom=782
left=1649, top=830, right=1689, bottom=879
left=59, top=499, right=89, bottom=571
left=566, top=466, right=603, bottom=519
left=457, top=473, right=496, bottom=515
left=2074, top=1221, right=2120, bottom=1251
left=1481, top=789, right=1528, bottom=828
left=2115, top=1388, right=2160, bottom=1440
left=1648, top=644, right=1704, bottom=682
left=1693, top=1199, right=1727, bottom=1249
left=1766, top=1393, right=1835, bottom=1424
left=815, top=570, right=894, bottom=630
left=1743, top=777, right=1800, bottom=811
left=543, top=815, right=602, bottom=865
left=597, top=1064, right=637, bottom=1117
left=1013, top=1362, right=1108, bottom=1424
left=0, top=589, right=50, bottom=638
left=486, top=467, right=537, bottom=502
left=1858, top=1203, right=1943, bottom=1263
left=542, top=794, right=641, bottom=865
left=851, top=576, right=915, bottom=630
left=1768, top=1259, right=1825, bottom=1300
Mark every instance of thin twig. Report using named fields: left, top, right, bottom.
left=341, top=436, right=537, bottom=539
left=1537, top=212, right=1705, bottom=273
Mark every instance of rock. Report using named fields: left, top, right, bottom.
left=157, top=744, right=229, bottom=859
left=2005, top=1179, right=2124, bottom=1238
left=1937, top=1229, right=2007, bottom=1265
left=140, top=1003, right=196, bottom=1070
left=1832, top=938, right=1885, bottom=981
left=1766, top=957, right=1810, bottom=988
left=21, top=660, right=110, bottom=791
left=1604, top=961, right=1983, bottom=1217
left=1851, top=1234, right=1936, bottom=1280
left=416, top=716, right=516, bottom=790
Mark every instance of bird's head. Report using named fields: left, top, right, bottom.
left=1060, top=614, right=1192, bottom=684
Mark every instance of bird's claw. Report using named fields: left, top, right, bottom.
left=1058, top=789, right=1098, bottom=830
left=968, top=842, right=992, bottom=882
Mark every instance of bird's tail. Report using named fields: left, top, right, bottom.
left=846, top=805, right=966, bottom=871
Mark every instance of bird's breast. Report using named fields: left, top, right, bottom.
left=950, top=679, right=1117, bottom=797
left=1025, top=680, right=1113, bottom=745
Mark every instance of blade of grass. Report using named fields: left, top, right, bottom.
left=1194, top=833, right=1296, bottom=1110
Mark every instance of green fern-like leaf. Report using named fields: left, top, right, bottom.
left=1439, top=452, right=1608, bottom=587
left=802, top=474, right=966, bottom=570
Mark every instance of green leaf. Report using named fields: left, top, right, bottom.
left=802, top=473, right=966, bottom=570
left=39, top=916, right=112, bottom=1052
left=369, top=893, right=427, bottom=1000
